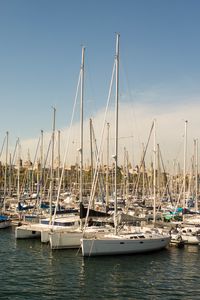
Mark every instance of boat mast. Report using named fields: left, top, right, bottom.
left=106, top=122, right=110, bottom=209
left=3, top=131, right=9, bottom=213
left=89, top=118, right=94, bottom=207
left=40, top=129, right=44, bottom=208
left=194, top=138, right=198, bottom=212
left=79, top=47, right=85, bottom=228
left=49, top=107, right=56, bottom=225
left=9, top=153, right=12, bottom=197
left=17, top=138, right=20, bottom=211
left=183, top=120, right=188, bottom=208
left=153, top=119, right=156, bottom=224
left=114, top=33, right=120, bottom=235
left=57, top=130, right=61, bottom=185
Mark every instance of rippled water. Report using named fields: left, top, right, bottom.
left=1, top=227, right=200, bottom=299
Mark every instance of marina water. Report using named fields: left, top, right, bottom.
left=1, top=227, right=200, bottom=300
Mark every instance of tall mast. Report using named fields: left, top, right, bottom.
left=114, top=33, right=120, bottom=235
left=183, top=120, right=188, bottom=208
left=89, top=118, right=94, bottom=197
left=153, top=119, right=156, bottom=224
left=49, top=107, right=56, bottom=224
left=3, top=131, right=9, bottom=213
left=57, top=130, right=61, bottom=185
left=195, top=138, right=198, bottom=212
left=80, top=46, right=85, bottom=204
left=123, top=147, right=126, bottom=201
left=157, top=143, right=161, bottom=202
left=79, top=47, right=85, bottom=227
left=17, top=138, right=20, bottom=209
left=125, top=149, right=129, bottom=207
left=40, top=129, right=43, bottom=203
left=106, top=122, right=110, bottom=208
left=9, top=153, right=12, bottom=197
left=142, top=143, right=145, bottom=200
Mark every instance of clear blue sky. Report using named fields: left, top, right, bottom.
left=1, top=0, right=200, bottom=145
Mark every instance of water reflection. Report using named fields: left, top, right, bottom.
left=185, top=245, right=199, bottom=253
left=2, top=229, right=200, bottom=300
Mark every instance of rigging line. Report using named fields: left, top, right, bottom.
left=52, top=69, right=81, bottom=222
left=43, top=138, right=52, bottom=169
left=31, top=137, right=41, bottom=171
left=11, top=138, right=19, bottom=166
left=83, top=58, right=116, bottom=233
left=120, top=58, right=142, bottom=151
left=91, top=120, right=105, bottom=200
left=42, top=137, right=52, bottom=193
left=0, top=135, right=6, bottom=160
left=110, top=135, right=134, bottom=140
left=159, top=145, right=173, bottom=205
left=133, top=120, right=154, bottom=195
left=30, top=136, right=41, bottom=198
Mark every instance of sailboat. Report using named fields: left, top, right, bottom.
left=15, top=113, right=70, bottom=240
left=48, top=46, right=87, bottom=249
left=48, top=47, right=113, bottom=249
left=0, top=215, right=11, bottom=229
left=0, top=132, right=11, bottom=229
left=81, top=34, right=170, bottom=256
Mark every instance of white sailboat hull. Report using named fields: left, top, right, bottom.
left=15, top=225, right=41, bottom=239
left=49, top=230, right=83, bottom=249
left=81, top=234, right=170, bottom=256
left=15, top=215, right=80, bottom=240
left=0, top=220, right=11, bottom=229
left=173, top=226, right=200, bottom=245
left=181, top=234, right=200, bottom=245
left=15, top=223, right=57, bottom=239
left=49, top=226, right=112, bottom=249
